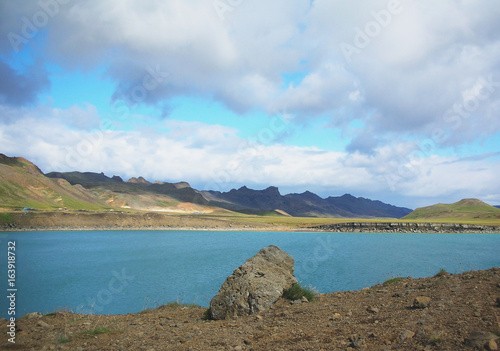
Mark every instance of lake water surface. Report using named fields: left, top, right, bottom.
left=1, top=230, right=499, bottom=318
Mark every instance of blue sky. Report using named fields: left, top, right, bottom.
left=1, top=0, right=500, bottom=209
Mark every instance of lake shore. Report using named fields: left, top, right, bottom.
left=1, top=211, right=500, bottom=233
left=4, top=267, right=500, bottom=350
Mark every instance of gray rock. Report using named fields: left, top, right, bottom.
left=412, top=296, right=431, bottom=309
left=210, top=245, right=297, bottom=320
left=399, top=330, right=415, bottom=341
left=25, top=312, right=42, bottom=319
left=37, top=320, right=52, bottom=329
left=464, top=331, right=498, bottom=348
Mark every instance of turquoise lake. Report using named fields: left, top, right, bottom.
left=0, top=231, right=499, bottom=318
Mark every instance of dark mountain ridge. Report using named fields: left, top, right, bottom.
left=204, top=186, right=412, bottom=218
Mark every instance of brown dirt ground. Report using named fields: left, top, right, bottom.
left=2, top=268, right=499, bottom=351
left=0, top=211, right=282, bottom=232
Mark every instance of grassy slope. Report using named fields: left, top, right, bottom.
left=0, top=156, right=109, bottom=211
left=215, top=198, right=500, bottom=227
left=402, top=198, right=500, bottom=225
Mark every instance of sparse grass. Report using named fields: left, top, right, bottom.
left=82, top=326, right=111, bottom=336
left=140, top=301, right=201, bottom=314
left=0, top=213, right=13, bottom=223
left=434, top=268, right=448, bottom=277
left=202, top=308, right=213, bottom=321
left=383, top=277, right=404, bottom=286
left=56, top=334, right=72, bottom=343
left=283, top=283, right=316, bottom=302
left=429, top=333, right=445, bottom=345
left=157, top=200, right=179, bottom=208
left=163, top=301, right=200, bottom=309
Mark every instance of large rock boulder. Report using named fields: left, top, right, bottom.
left=210, top=245, right=297, bottom=320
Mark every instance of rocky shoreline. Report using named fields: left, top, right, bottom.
left=4, top=267, right=499, bottom=350
left=312, top=222, right=500, bottom=234
left=1, top=211, right=500, bottom=233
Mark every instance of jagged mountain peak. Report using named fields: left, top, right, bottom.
left=209, top=186, right=412, bottom=218
left=127, top=176, right=151, bottom=184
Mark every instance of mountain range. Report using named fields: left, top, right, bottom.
left=0, top=153, right=413, bottom=218
left=202, top=187, right=412, bottom=218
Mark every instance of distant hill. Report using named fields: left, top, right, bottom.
left=203, top=186, right=412, bottom=218
left=0, top=154, right=107, bottom=210
left=403, top=199, right=500, bottom=221
left=45, top=171, right=209, bottom=210
left=2, top=154, right=412, bottom=218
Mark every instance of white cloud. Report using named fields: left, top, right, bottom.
left=1, top=105, right=499, bottom=207
left=2, top=0, right=499, bottom=145
left=0, top=0, right=499, bottom=207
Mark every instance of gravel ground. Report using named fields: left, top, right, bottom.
left=3, top=268, right=499, bottom=350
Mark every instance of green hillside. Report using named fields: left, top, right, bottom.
left=0, top=154, right=108, bottom=211
left=403, top=198, right=500, bottom=222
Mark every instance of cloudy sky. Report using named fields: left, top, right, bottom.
left=1, top=0, right=499, bottom=208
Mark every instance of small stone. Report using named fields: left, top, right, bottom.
left=37, top=320, right=52, bottom=329
left=412, top=296, right=431, bottom=309
left=486, top=339, right=498, bottom=351
left=399, top=330, right=415, bottom=341
left=465, top=331, right=499, bottom=348
left=233, top=346, right=243, bottom=351
left=329, top=313, right=341, bottom=320
left=301, top=296, right=309, bottom=303
left=367, top=306, right=379, bottom=314
left=255, top=315, right=263, bottom=320
left=293, top=299, right=302, bottom=304
left=25, top=312, right=42, bottom=319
